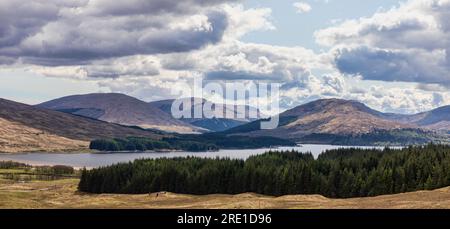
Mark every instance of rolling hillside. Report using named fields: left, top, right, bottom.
left=4, top=95, right=450, bottom=151
left=38, top=93, right=201, bottom=134
left=225, top=99, right=448, bottom=145
left=0, top=98, right=163, bottom=153
left=393, top=105, right=450, bottom=131
left=281, top=99, right=413, bottom=134
left=150, top=98, right=263, bottom=132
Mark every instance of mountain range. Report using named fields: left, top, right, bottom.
left=149, top=98, right=264, bottom=132
left=224, top=99, right=450, bottom=145
left=2, top=94, right=450, bottom=152
left=38, top=93, right=201, bottom=134
left=38, top=93, right=263, bottom=133
left=392, top=106, right=450, bottom=131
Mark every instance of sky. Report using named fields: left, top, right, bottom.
left=0, top=0, right=449, bottom=114
left=243, top=0, right=403, bottom=49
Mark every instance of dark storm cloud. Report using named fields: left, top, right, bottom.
left=14, top=11, right=228, bottom=64
left=317, top=0, right=450, bottom=87
left=137, top=12, right=228, bottom=54
left=335, top=46, right=450, bottom=85
left=0, top=0, right=235, bottom=66
left=87, top=0, right=241, bottom=16
left=0, top=0, right=68, bottom=49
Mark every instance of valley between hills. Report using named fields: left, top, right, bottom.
left=2, top=93, right=450, bottom=153
left=3, top=94, right=450, bottom=209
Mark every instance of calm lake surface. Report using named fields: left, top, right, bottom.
left=0, top=145, right=395, bottom=168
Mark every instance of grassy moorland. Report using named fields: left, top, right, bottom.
left=4, top=144, right=450, bottom=209
left=1, top=159, right=450, bottom=209
left=2, top=178, right=450, bottom=209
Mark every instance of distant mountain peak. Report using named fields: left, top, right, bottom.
left=281, top=98, right=377, bottom=118
left=225, top=97, right=418, bottom=142
left=38, top=93, right=202, bottom=134
left=149, top=97, right=264, bottom=132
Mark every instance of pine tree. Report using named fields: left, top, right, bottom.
left=78, top=144, right=450, bottom=198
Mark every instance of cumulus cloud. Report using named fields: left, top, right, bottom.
left=334, top=46, right=449, bottom=84
left=416, top=83, right=448, bottom=92
left=198, top=41, right=322, bottom=82
left=97, top=76, right=192, bottom=102
left=279, top=73, right=450, bottom=114
left=316, top=0, right=450, bottom=87
left=353, top=86, right=448, bottom=114
left=29, top=55, right=161, bottom=79
left=91, top=39, right=327, bottom=108
left=17, top=11, right=227, bottom=63
left=84, top=56, right=161, bottom=78
left=5, top=0, right=450, bottom=115
left=85, top=0, right=241, bottom=16
left=0, top=56, right=15, bottom=65
left=222, top=4, right=274, bottom=39
left=0, top=0, right=239, bottom=65
left=293, top=2, right=312, bottom=14
left=0, top=1, right=80, bottom=49
left=30, top=66, right=88, bottom=79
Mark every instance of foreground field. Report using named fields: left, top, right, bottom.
left=2, top=178, right=450, bottom=209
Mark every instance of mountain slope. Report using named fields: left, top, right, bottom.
left=0, top=117, right=88, bottom=153
left=150, top=98, right=263, bottom=131
left=0, top=98, right=163, bottom=153
left=38, top=93, right=200, bottom=133
left=188, top=118, right=247, bottom=132
left=224, top=99, right=437, bottom=145
left=392, top=105, right=450, bottom=131
left=281, top=99, right=413, bottom=135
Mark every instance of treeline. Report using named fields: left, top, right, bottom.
left=90, top=135, right=295, bottom=152
left=0, top=162, right=77, bottom=182
left=35, top=165, right=75, bottom=175
left=167, top=134, right=296, bottom=149
left=79, top=144, right=450, bottom=198
left=0, top=161, right=75, bottom=176
left=0, top=161, right=30, bottom=169
left=299, top=129, right=448, bottom=146
left=90, top=137, right=218, bottom=152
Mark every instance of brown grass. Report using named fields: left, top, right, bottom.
left=2, top=178, right=450, bottom=209
left=0, top=98, right=171, bottom=153
left=0, top=118, right=89, bottom=153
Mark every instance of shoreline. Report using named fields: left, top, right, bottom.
left=0, top=144, right=406, bottom=169
left=0, top=143, right=404, bottom=155
left=0, top=159, right=90, bottom=170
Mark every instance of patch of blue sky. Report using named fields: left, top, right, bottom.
left=241, top=0, right=404, bottom=50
